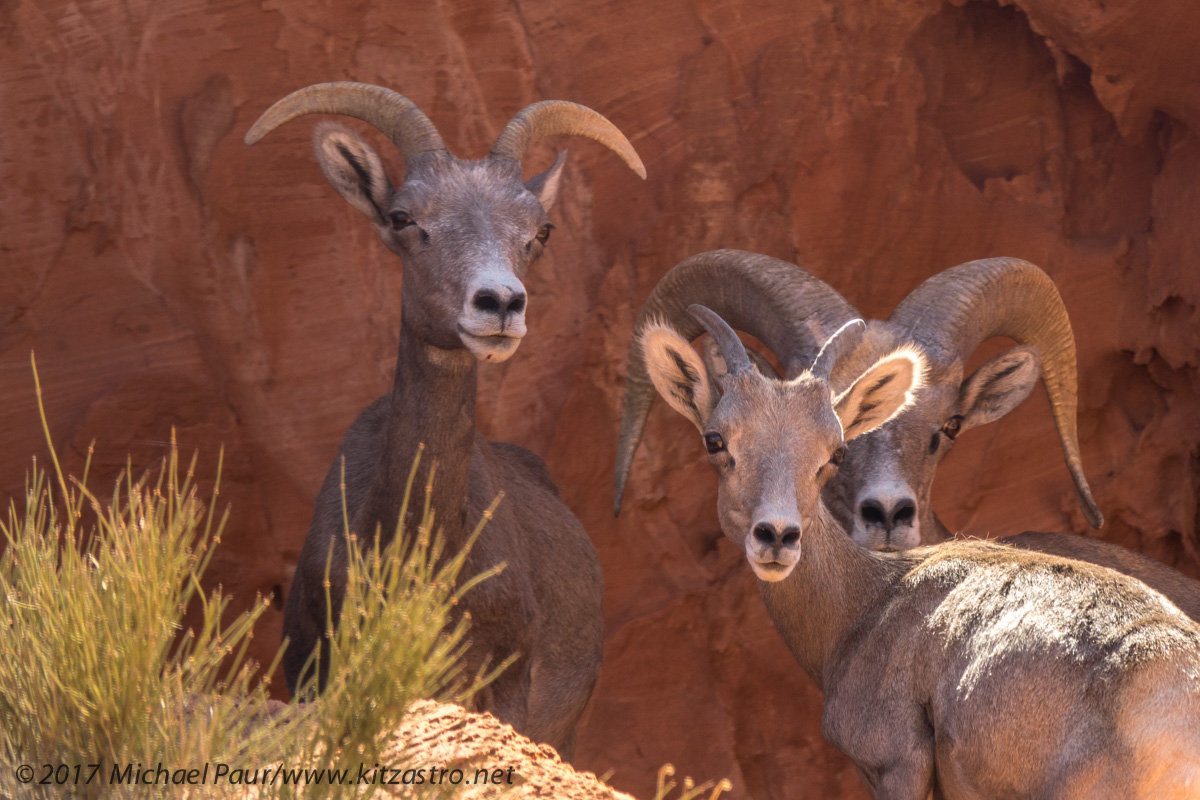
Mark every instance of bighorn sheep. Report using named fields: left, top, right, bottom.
left=246, top=82, right=645, bottom=756
left=614, top=251, right=1200, bottom=619
left=633, top=302, right=1200, bottom=797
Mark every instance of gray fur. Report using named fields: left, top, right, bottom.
left=816, top=322, right=1200, bottom=620
left=671, top=254, right=1200, bottom=619
left=265, top=105, right=634, bottom=758
left=643, top=315, right=1200, bottom=798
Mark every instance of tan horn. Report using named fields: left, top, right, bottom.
left=490, top=100, right=646, bottom=179
left=245, top=82, right=445, bottom=158
left=888, top=257, right=1103, bottom=528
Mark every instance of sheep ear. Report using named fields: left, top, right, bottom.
left=642, top=324, right=715, bottom=432
left=525, top=150, right=568, bottom=210
left=956, top=346, right=1040, bottom=434
left=834, top=347, right=925, bottom=440
left=312, top=122, right=395, bottom=226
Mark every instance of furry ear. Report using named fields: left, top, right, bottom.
left=312, top=122, right=395, bottom=225
left=525, top=150, right=568, bottom=210
left=834, top=346, right=926, bottom=440
left=956, top=345, right=1040, bottom=434
left=642, top=323, right=715, bottom=432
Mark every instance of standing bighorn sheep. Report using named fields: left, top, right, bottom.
left=246, top=82, right=644, bottom=756
left=614, top=250, right=1200, bottom=619
left=633, top=300, right=1200, bottom=798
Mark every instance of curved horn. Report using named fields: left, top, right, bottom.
left=245, top=82, right=446, bottom=158
left=888, top=257, right=1103, bottom=528
left=490, top=100, right=646, bottom=179
left=614, top=249, right=859, bottom=515
left=689, top=305, right=751, bottom=375
left=811, top=319, right=867, bottom=382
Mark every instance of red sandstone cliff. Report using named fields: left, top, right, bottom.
left=2, top=1, right=1197, bottom=797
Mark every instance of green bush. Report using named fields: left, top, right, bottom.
left=0, top=363, right=283, bottom=799
left=0, top=358, right=502, bottom=799
left=273, top=452, right=508, bottom=800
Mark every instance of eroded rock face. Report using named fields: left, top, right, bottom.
left=2, top=1, right=1197, bottom=798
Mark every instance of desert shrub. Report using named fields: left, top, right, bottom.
left=269, top=452, right=508, bottom=800
left=651, top=765, right=731, bottom=800
left=0, top=358, right=505, bottom=799
left=0, top=364, right=282, bottom=799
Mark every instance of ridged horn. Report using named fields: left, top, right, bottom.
left=245, top=82, right=446, bottom=158
left=689, top=305, right=751, bottom=375
left=888, top=257, right=1103, bottom=528
left=614, top=249, right=859, bottom=515
left=490, top=100, right=646, bottom=179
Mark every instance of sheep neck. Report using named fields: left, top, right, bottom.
left=358, top=313, right=479, bottom=550
left=758, top=503, right=902, bottom=689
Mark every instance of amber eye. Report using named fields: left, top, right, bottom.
left=536, top=223, right=554, bottom=245
left=704, top=432, right=726, bottom=454
left=942, top=414, right=964, bottom=440
left=829, top=444, right=847, bottom=466
left=389, top=210, right=414, bottom=230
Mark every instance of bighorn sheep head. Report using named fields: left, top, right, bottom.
left=640, top=305, right=924, bottom=580
left=246, top=82, right=645, bottom=362
left=614, top=251, right=1102, bottom=551
left=824, top=258, right=1103, bottom=548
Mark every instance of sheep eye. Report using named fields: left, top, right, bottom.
left=829, top=444, right=846, bottom=466
left=389, top=211, right=414, bottom=231
left=704, top=432, right=726, bottom=454
left=536, top=223, right=554, bottom=245
left=942, top=414, right=964, bottom=440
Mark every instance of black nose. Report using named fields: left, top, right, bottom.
left=752, top=522, right=801, bottom=548
left=473, top=289, right=526, bottom=316
left=860, top=498, right=917, bottom=534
